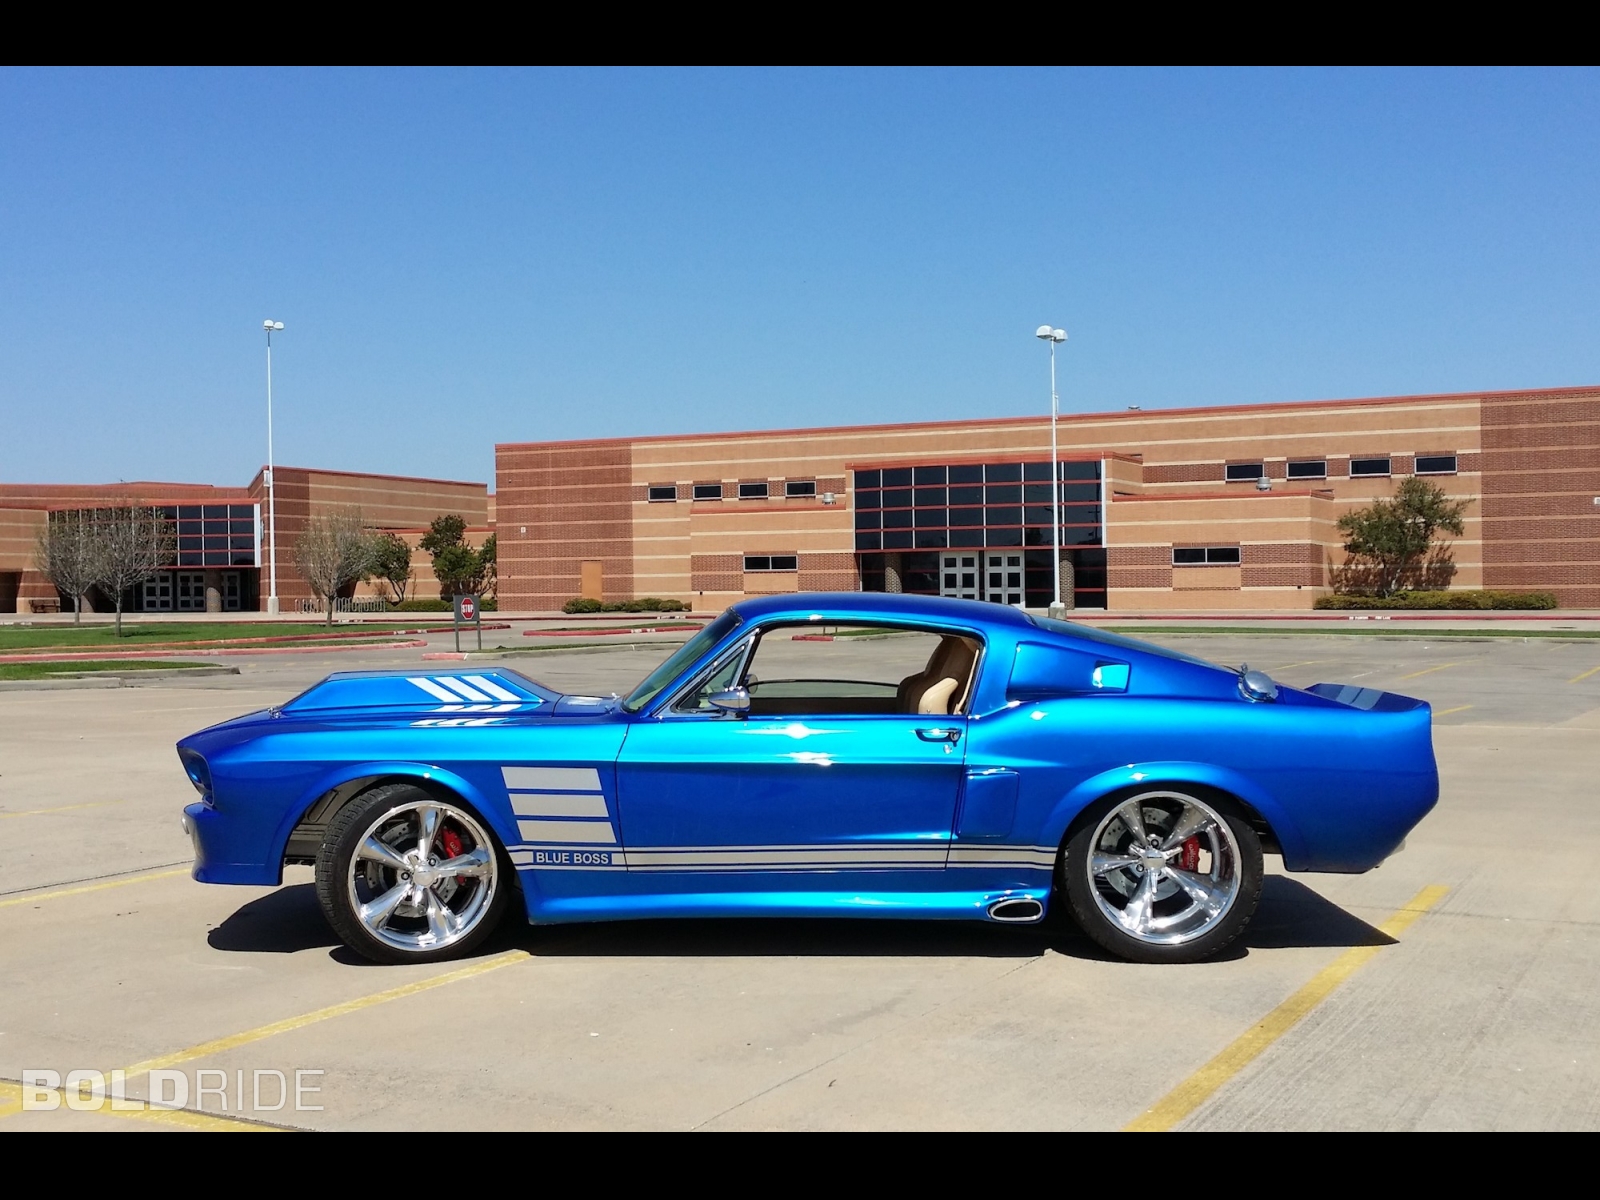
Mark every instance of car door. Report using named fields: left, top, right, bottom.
left=615, top=625, right=971, bottom=881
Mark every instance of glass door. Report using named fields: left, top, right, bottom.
left=984, top=552, right=1024, bottom=606
left=142, top=571, right=173, bottom=611
left=939, top=553, right=980, bottom=600
left=176, top=571, right=206, bottom=612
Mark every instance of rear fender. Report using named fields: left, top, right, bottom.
left=1042, top=761, right=1306, bottom=864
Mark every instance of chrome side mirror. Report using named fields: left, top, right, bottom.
left=708, top=687, right=751, bottom=715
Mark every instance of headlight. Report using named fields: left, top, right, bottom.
left=179, top=750, right=214, bottom=806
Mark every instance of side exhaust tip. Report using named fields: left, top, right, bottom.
left=987, top=897, right=1044, bottom=923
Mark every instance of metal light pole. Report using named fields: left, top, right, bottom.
left=263, top=320, right=284, bottom=615
left=1035, top=325, right=1068, bottom=618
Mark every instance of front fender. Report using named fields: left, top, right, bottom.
left=1040, top=761, right=1308, bottom=866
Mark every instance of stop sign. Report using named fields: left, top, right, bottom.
left=458, top=595, right=477, bottom=621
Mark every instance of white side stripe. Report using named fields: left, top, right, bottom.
left=437, top=677, right=492, bottom=702
left=516, top=819, right=617, bottom=844
left=502, top=766, right=603, bottom=792
left=409, top=677, right=464, bottom=703
left=511, top=793, right=610, bottom=818
left=463, top=675, right=521, bottom=702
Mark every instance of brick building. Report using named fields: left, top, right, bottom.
left=0, top=468, right=487, bottom=613
left=495, top=384, right=1600, bottom=612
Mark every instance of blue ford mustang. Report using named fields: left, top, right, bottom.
left=177, top=594, right=1438, bottom=964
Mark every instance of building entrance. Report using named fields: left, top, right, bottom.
left=939, top=552, right=1023, bottom=605
left=176, top=571, right=206, bottom=612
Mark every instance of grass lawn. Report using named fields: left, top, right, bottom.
left=0, top=660, right=215, bottom=680
left=1104, top=625, right=1600, bottom=639
left=0, top=621, right=426, bottom=653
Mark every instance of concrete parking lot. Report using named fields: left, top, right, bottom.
left=2, top=628, right=1598, bottom=1130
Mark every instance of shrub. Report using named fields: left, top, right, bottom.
left=387, top=598, right=497, bottom=613
left=1313, top=590, right=1557, bottom=610
left=562, top=596, right=688, bottom=614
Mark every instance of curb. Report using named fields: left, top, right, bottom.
left=0, top=641, right=428, bottom=665
left=0, top=665, right=241, bottom=690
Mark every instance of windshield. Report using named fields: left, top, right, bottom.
left=621, top=610, right=743, bottom=713
left=1027, top=614, right=1221, bottom=670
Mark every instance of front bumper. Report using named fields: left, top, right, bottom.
left=183, top=801, right=281, bottom=885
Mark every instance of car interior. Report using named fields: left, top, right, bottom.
left=724, top=627, right=983, bottom=717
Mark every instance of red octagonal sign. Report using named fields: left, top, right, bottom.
left=458, top=596, right=477, bottom=621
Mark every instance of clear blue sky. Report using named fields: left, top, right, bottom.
left=2, top=68, right=1596, bottom=489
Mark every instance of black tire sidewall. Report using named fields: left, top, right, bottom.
left=1062, top=788, right=1263, bottom=964
left=315, top=782, right=512, bottom=965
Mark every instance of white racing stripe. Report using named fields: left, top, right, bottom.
left=511, top=793, right=611, bottom=818
left=409, top=677, right=464, bottom=704
left=463, top=675, right=523, bottom=702
left=502, top=766, right=603, bottom=792
left=516, top=819, right=618, bottom=844
left=437, top=677, right=492, bottom=702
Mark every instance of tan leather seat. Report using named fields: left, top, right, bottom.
left=898, top=636, right=978, bottom=715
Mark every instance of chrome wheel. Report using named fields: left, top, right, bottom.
left=1086, top=791, right=1243, bottom=947
left=346, top=799, right=499, bottom=954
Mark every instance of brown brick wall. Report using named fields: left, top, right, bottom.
left=1145, top=463, right=1223, bottom=485
left=1480, top=390, right=1600, bottom=607
left=798, top=551, right=858, bottom=591
left=497, top=441, right=634, bottom=610
left=691, top=553, right=742, bottom=593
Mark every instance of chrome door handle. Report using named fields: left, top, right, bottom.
left=916, top=727, right=962, bottom=743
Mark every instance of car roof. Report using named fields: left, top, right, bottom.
left=730, top=591, right=1037, bottom=630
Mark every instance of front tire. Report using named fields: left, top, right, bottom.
left=315, top=783, right=511, bottom=965
left=1062, top=789, right=1262, bottom=964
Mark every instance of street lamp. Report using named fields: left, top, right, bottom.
left=263, top=320, right=284, bottom=615
left=1035, top=324, right=1068, bottom=618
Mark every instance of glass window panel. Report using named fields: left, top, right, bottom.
left=771, top=555, right=799, bottom=571
left=1225, top=462, right=1265, bottom=481
left=1173, top=548, right=1206, bottom=564
left=914, top=486, right=946, bottom=507
left=739, top=482, right=769, bottom=499
left=1063, top=526, right=1100, bottom=546
left=785, top=480, right=816, bottom=497
left=230, top=535, right=255, bottom=551
left=854, top=469, right=880, bottom=489
left=950, top=527, right=984, bottom=547
left=232, top=551, right=256, bottom=565
left=178, top=506, right=202, bottom=519
left=202, top=505, right=226, bottom=519
left=947, top=464, right=983, bottom=484
left=883, top=529, right=913, bottom=550
left=1024, top=527, right=1052, bottom=546
left=693, top=483, right=723, bottom=500
left=949, top=506, right=983, bottom=527
left=855, top=509, right=881, bottom=530
left=1061, top=461, right=1100, bottom=480
left=986, top=505, right=1022, bottom=527
left=1350, top=457, right=1391, bottom=477
left=1023, top=483, right=1054, bottom=503
left=883, top=488, right=913, bottom=509
left=881, top=467, right=913, bottom=487
left=985, top=463, right=1021, bottom=483
left=1060, top=482, right=1100, bottom=502
left=178, top=550, right=202, bottom=566
left=914, top=507, right=948, bottom=528
left=743, top=556, right=771, bottom=571
left=883, top=509, right=912, bottom=528
left=1206, top=547, right=1242, bottom=564
left=1414, top=455, right=1457, bottom=475
left=1022, top=461, right=1055, bottom=481
left=1286, top=460, right=1326, bottom=479
left=986, top=526, right=1024, bottom=547
left=1060, top=504, right=1101, bottom=525
left=914, top=529, right=948, bottom=548
left=914, top=465, right=946, bottom=484
left=648, top=485, right=677, bottom=501
left=856, top=488, right=881, bottom=510
left=1022, top=506, right=1052, bottom=525
left=856, top=531, right=882, bottom=551
left=949, top=485, right=983, bottom=506
left=178, top=520, right=201, bottom=535
left=985, top=484, right=1022, bottom=504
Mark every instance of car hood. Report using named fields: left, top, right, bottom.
left=271, top=666, right=620, bottom=721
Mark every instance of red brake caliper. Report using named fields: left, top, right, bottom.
left=1179, top=837, right=1201, bottom=872
left=439, top=827, right=466, bottom=885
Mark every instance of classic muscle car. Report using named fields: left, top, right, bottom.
left=177, top=594, right=1438, bottom=964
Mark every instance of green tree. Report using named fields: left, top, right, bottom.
left=369, top=532, right=414, bottom=604
left=1334, top=478, right=1470, bottom=598
left=419, top=514, right=493, bottom=598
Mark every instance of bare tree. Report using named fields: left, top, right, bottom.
left=294, top=507, right=379, bottom=626
left=88, top=507, right=177, bottom=637
left=33, top=510, right=98, bottom=623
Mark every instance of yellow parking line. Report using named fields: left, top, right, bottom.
left=0, top=1081, right=277, bottom=1130
left=0, top=801, right=121, bottom=820
left=1396, top=663, right=1459, bottom=681
left=1124, top=884, right=1450, bottom=1133
left=0, top=868, right=188, bottom=910
left=1569, top=665, right=1600, bottom=684
left=1434, top=705, right=1473, bottom=718
left=120, top=949, right=533, bottom=1081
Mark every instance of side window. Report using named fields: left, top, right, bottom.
left=673, top=639, right=754, bottom=713
left=734, top=624, right=982, bottom=717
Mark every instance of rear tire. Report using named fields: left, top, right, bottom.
left=315, top=783, right=512, bottom=965
left=1062, top=788, right=1262, bottom=964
